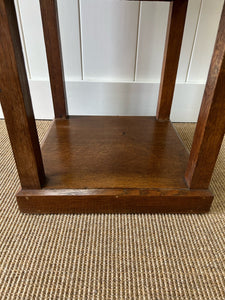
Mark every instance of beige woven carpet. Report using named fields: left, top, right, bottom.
left=0, top=120, right=225, bottom=300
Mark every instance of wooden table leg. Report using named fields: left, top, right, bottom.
left=156, top=0, right=188, bottom=121
left=0, top=0, right=45, bottom=189
left=185, top=3, right=225, bottom=189
left=39, top=0, right=67, bottom=119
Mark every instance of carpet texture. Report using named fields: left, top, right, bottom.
left=0, top=120, right=225, bottom=300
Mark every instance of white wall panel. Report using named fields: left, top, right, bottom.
left=67, top=81, right=159, bottom=115
left=187, top=0, right=224, bottom=83
left=171, top=83, right=205, bottom=122
left=0, top=0, right=223, bottom=121
left=18, top=0, right=49, bottom=79
left=18, top=0, right=82, bottom=80
left=67, top=81, right=204, bottom=122
left=136, top=0, right=202, bottom=83
left=29, top=81, right=54, bottom=119
left=57, top=0, right=82, bottom=80
left=176, top=0, right=202, bottom=82
left=135, top=2, right=170, bottom=82
left=80, top=0, right=139, bottom=81
left=14, top=0, right=30, bottom=77
left=0, top=80, right=206, bottom=122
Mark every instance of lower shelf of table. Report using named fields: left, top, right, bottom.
left=16, top=116, right=213, bottom=213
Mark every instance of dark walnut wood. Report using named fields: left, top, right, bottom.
left=156, top=0, right=188, bottom=120
left=0, top=0, right=45, bottom=189
left=17, top=188, right=212, bottom=214
left=2, top=0, right=223, bottom=214
left=39, top=0, right=67, bottom=118
left=185, top=3, right=225, bottom=189
left=16, top=117, right=213, bottom=213
left=42, top=117, right=189, bottom=190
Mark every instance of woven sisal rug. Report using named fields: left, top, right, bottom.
left=0, top=120, right=225, bottom=300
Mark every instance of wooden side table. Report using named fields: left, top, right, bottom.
left=0, top=0, right=224, bottom=213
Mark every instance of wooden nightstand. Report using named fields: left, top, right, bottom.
left=1, top=0, right=224, bottom=213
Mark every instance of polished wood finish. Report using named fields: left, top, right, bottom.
left=0, top=0, right=45, bottom=189
left=41, top=117, right=189, bottom=190
left=15, top=117, right=213, bottom=213
left=156, top=0, right=188, bottom=121
left=17, top=188, right=213, bottom=214
left=39, top=0, right=67, bottom=119
left=1, top=0, right=223, bottom=213
left=185, top=3, right=225, bottom=189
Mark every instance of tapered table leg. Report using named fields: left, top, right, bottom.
left=0, top=0, right=45, bottom=189
left=156, top=0, right=188, bottom=121
left=39, top=0, right=67, bottom=119
left=185, top=3, right=225, bottom=189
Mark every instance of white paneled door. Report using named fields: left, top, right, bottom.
left=0, top=0, right=223, bottom=121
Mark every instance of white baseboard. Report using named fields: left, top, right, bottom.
left=0, top=80, right=205, bottom=122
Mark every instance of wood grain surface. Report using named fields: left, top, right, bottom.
left=41, top=117, right=189, bottom=190
left=39, top=0, right=67, bottom=118
left=0, top=0, right=45, bottom=189
left=17, top=188, right=213, bottom=214
left=185, top=2, right=225, bottom=189
left=156, top=0, right=188, bottom=120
